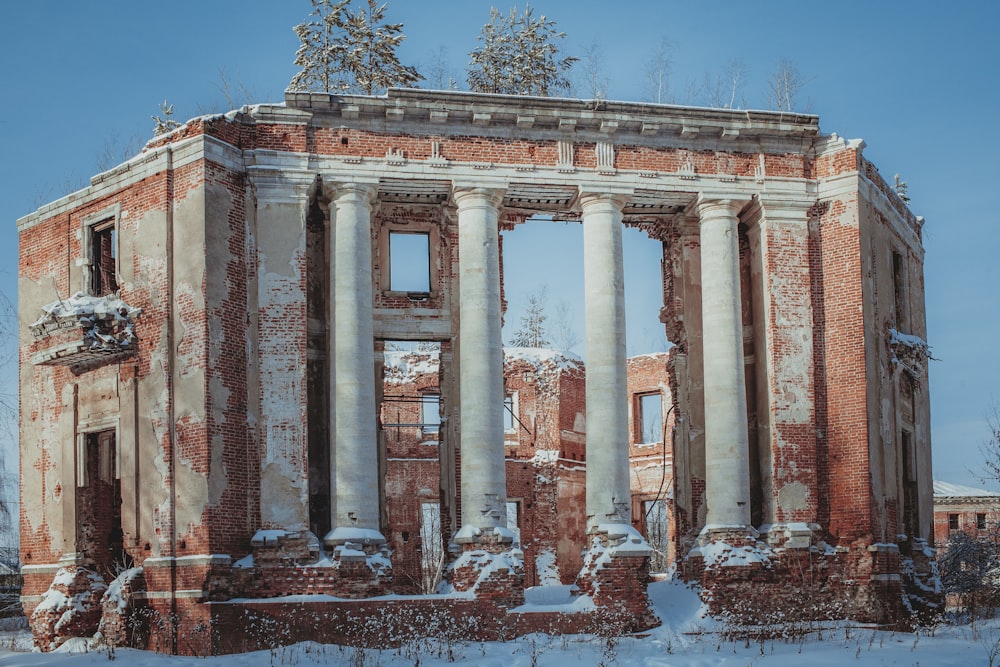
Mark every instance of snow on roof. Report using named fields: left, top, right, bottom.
left=503, top=347, right=583, bottom=372
left=383, top=347, right=584, bottom=384
left=32, top=292, right=141, bottom=329
left=933, top=480, right=1000, bottom=498
left=383, top=350, right=440, bottom=384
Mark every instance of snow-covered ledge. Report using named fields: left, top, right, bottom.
left=30, top=292, right=141, bottom=371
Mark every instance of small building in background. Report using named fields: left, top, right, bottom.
left=932, top=480, right=1000, bottom=545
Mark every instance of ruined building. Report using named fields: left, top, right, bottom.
left=17, top=89, right=933, bottom=653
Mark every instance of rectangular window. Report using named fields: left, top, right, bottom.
left=419, top=502, right=443, bottom=594
left=389, top=231, right=430, bottom=293
left=643, top=499, right=669, bottom=573
left=978, top=513, right=987, bottom=530
left=91, top=219, right=119, bottom=295
left=949, top=513, right=960, bottom=531
left=892, top=250, right=908, bottom=331
left=506, top=500, right=521, bottom=547
left=503, top=394, right=517, bottom=433
left=420, top=393, right=441, bottom=436
left=636, top=392, right=663, bottom=444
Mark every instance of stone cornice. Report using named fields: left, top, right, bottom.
left=282, top=88, right=819, bottom=152
left=16, top=133, right=240, bottom=232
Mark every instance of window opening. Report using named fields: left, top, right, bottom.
left=389, top=231, right=430, bottom=293
left=503, top=394, right=516, bottom=433
left=949, top=513, right=959, bottom=531
left=91, top=220, right=118, bottom=295
left=419, top=501, right=444, bottom=594
left=892, top=250, right=908, bottom=331
left=643, top=499, right=670, bottom=572
left=978, top=513, right=987, bottom=530
left=901, top=428, right=918, bottom=537
left=77, top=429, right=129, bottom=573
left=636, top=392, right=663, bottom=444
left=421, top=393, right=441, bottom=436
left=506, top=500, right=521, bottom=547
left=381, top=341, right=442, bottom=452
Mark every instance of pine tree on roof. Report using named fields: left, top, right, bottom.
left=468, top=4, right=577, bottom=96
left=289, top=0, right=422, bottom=94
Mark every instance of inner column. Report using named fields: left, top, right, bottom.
left=326, top=182, right=385, bottom=547
left=453, top=187, right=508, bottom=538
left=697, top=196, right=752, bottom=535
left=580, top=193, right=630, bottom=529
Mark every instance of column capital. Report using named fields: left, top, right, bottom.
left=579, top=191, right=629, bottom=214
left=249, top=170, right=316, bottom=205
left=322, top=180, right=379, bottom=205
left=754, top=196, right=815, bottom=226
left=695, top=195, right=748, bottom=222
left=452, top=186, right=504, bottom=210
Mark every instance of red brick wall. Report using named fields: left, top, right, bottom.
left=809, top=193, right=873, bottom=543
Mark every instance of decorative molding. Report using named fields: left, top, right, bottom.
left=385, top=148, right=405, bottom=166
left=754, top=154, right=766, bottom=183
left=557, top=140, right=574, bottom=173
left=718, top=155, right=737, bottom=182
left=558, top=118, right=577, bottom=132
left=428, top=141, right=448, bottom=167
left=678, top=158, right=697, bottom=180
left=596, top=141, right=615, bottom=175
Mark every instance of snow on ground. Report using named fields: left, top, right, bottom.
left=0, top=579, right=996, bottom=666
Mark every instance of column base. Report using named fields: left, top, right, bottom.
left=682, top=534, right=937, bottom=629
left=446, top=526, right=524, bottom=607
left=575, top=524, right=659, bottom=632
left=251, top=529, right=321, bottom=565
left=758, top=523, right=818, bottom=550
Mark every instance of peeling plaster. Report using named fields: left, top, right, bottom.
left=778, top=481, right=809, bottom=514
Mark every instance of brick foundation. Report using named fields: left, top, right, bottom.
left=682, top=534, right=940, bottom=629
left=448, top=533, right=525, bottom=609
left=28, top=561, right=107, bottom=651
left=575, top=528, right=658, bottom=632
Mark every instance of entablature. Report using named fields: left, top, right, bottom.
left=284, top=88, right=820, bottom=154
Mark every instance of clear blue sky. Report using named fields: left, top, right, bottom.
left=1, top=1, right=997, bottom=493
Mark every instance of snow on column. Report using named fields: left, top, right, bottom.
left=454, top=186, right=508, bottom=538
left=697, top=196, right=752, bottom=533
left=581, top=193, right=631, bottom=529
left=326, top=182, right=384, bottom=546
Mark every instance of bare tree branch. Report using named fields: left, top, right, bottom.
left=703, top=58, right=748, bottom=109
left=766, top=57, right=810, bottom=112
left=581, top=41, right=610, bottom=101
left=642, top=37, right=672, bottom=104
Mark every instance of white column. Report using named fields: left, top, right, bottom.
left=326, top=182, right=384, bottom=546
left=454, top=187, right=507, bottom=537
left=581, top=193, right=630, bottom=529
left=697, top=197, right=752, bottom=532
